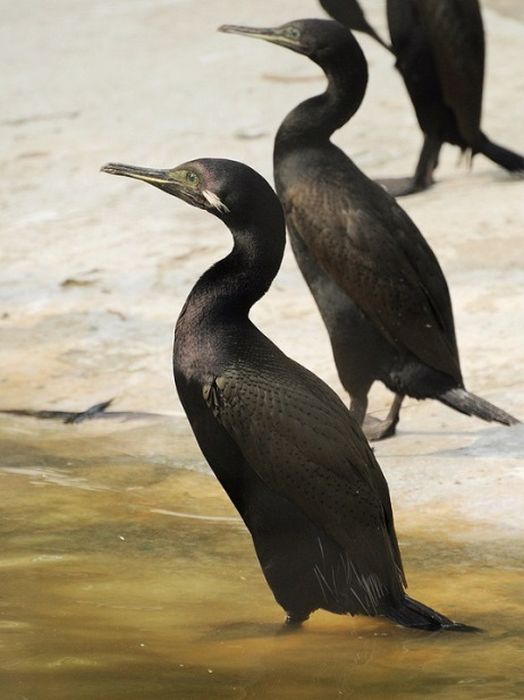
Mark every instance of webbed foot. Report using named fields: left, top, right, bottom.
left=377, top=136, right=441, bottom=197
left=362, top=394, right=404, bottom=442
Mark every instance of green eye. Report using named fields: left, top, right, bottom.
left=285, top=27, right=300, bottom=40
left=186, top=171, right=198, bottom=184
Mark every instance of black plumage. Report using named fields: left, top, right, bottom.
left=319, top=0, right=390, bottom=49
left=321, top=0, right=524, bottom=194
left=219, top=19, right=519, bottom=439
left=101, top=157, right=474, bottom=631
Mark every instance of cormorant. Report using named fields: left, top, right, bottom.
left=219, top=19, right=519, bottom=439
left=320, top=0, right=524, bottom=195
left=102, top=157, right=475, bottom=631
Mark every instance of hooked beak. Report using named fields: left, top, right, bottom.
left=100, top=162, right=172, bottom=186
left=100, top=161, right=204, bottom=209
left=218, top=24, right=301, bottom=50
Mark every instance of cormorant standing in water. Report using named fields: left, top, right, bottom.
left=219, top=19, right=519, bottom=439
left=102, top=157, right=475, bottom=631
left=320, top=0, right=524, bottom=195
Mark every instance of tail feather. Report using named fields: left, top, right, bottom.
left=387, top=595, right=480, bottom=632
left=477, top=133, right=524, bottom=173
left=439, top=387, right=519, bottom=427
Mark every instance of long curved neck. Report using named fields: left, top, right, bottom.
left=275, top=49, right=368, bottom=154
left=177, top=215, right=285, bottom=335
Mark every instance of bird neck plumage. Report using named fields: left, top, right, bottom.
left=275, top=53, right=367, bottom=152
left=177, top=221, right=285, bottom=333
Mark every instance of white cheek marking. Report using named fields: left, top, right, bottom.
left=202, top=189, right=230, bottom=213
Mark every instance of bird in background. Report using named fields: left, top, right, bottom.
left=320, top=0, right=524, bottom=195
left=102, top=156, right=477, bottom=631
left=219, top=19, right=519, bottom=440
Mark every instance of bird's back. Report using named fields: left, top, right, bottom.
left=276, top=142, right=462, bottom=382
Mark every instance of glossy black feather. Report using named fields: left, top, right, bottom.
left=282, top=151, right=461, bottom=381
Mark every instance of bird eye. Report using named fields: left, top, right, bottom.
left=185, top=171, right=199, bottom=185
left=285, top=27, right=300, bottom=40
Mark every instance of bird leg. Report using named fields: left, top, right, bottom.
left=279, top=611, right=310, bottom=633
left=375, top=136, right=442, bottom=197
left=349, top=394, right=367, bottom=427
left=411, top=135, right=442, bottom=192
left=361, top=394, right=404, bottom=441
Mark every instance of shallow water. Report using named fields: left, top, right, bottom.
left=0, top=416, right=523, bottom=700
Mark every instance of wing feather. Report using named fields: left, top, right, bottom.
left=285, top=175, right=462, bottom=382
left=206, top=358, right=406, bottom=593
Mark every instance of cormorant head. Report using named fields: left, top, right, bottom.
left=219, top=18, right=358, bottom=65
left=101, top=158, right=283, bottom=227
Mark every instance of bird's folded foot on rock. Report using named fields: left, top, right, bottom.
left=363, top=394, right=404, bottom=441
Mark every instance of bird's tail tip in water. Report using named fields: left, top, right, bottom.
left=387, top=596, right=481, bottom=633
left=438, top=387, right=520, bottom=427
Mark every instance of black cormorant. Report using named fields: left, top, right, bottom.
left=320, top=0, right=524, bottom=195
left=219, top=19, right=519, bottom=439
left=102, top=157, right=475, bottom=631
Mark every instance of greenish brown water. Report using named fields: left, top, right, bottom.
left=1, top=417, right=523, bottom=700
